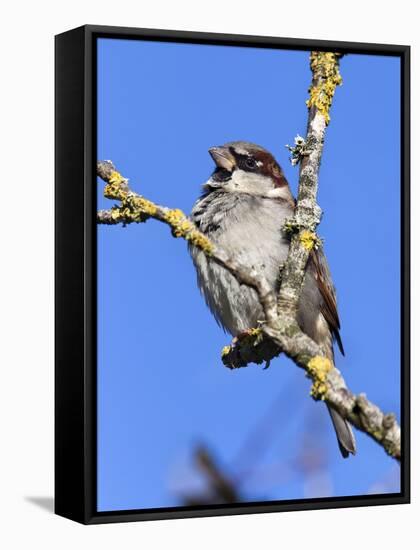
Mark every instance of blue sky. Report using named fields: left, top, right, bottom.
left=97, top=38, right=401, bottom=512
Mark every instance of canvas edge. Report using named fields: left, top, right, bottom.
left=54, top=24, right=410, bottom=525
left=55, top=25, right=89, bottom=524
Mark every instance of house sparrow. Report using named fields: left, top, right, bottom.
left=189, top=141, right=356, bottom=458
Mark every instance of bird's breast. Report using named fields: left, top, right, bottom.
left=190, top=192, right=293, bottom=335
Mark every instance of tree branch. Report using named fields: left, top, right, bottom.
left=96, top=52, right=401, bottom=461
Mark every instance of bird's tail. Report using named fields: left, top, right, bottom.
left=317, top=334, right=356, bottom=458
left=327, top=405, right=356, bottom=458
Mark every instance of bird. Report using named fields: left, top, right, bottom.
left=189, top=141, right=356, bottom=458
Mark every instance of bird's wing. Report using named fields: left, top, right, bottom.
left=310, top=246, right=345, bottom=355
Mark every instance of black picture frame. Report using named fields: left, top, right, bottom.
left=55, top=24, right=410, bottom=525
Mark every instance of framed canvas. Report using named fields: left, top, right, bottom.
left=55, top=25, right=410, bottom=524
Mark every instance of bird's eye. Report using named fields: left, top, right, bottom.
left=245, top=157, right=257, bottom=169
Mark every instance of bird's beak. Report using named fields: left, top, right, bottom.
left=209, top=146, right=236, bottom=172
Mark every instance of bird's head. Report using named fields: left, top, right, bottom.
left=204, top=141, right=292, bottom=200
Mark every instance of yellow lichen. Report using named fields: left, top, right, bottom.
left=104, top=170, right=129, bottom=200
left=221, top=346, right=231, bottom=358
left=307, top=356, right=333, bottom=400
left=372, top=429, right=383, bottom=440
left=175, top=220, right=194, bottom=237
left=233, top=327, right=264, bottom=349
left=111, top=207, right=121, bottom=221
left=131, top=196, right=157, bottom=217
left=165, top=210, right=194, bottom=237
left=164, top=208, right=185, bottom=226
left=109, top=170, right=126, bottom=187
left=186, top=230, right=214, bottom=255
left=300, top=230, right=317, bottom=250
left=306, top=52, right=342, bottom=124
left=163, top=209, right=214, bottom=254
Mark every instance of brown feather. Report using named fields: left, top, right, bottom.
left=253, top=150, right=289, bottom=188
left=310, top=247, right=345, bottom=355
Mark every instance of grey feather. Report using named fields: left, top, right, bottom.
left=190, top=191, right=292, bottom=334
left=328, top=406, right=357, bottom=457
